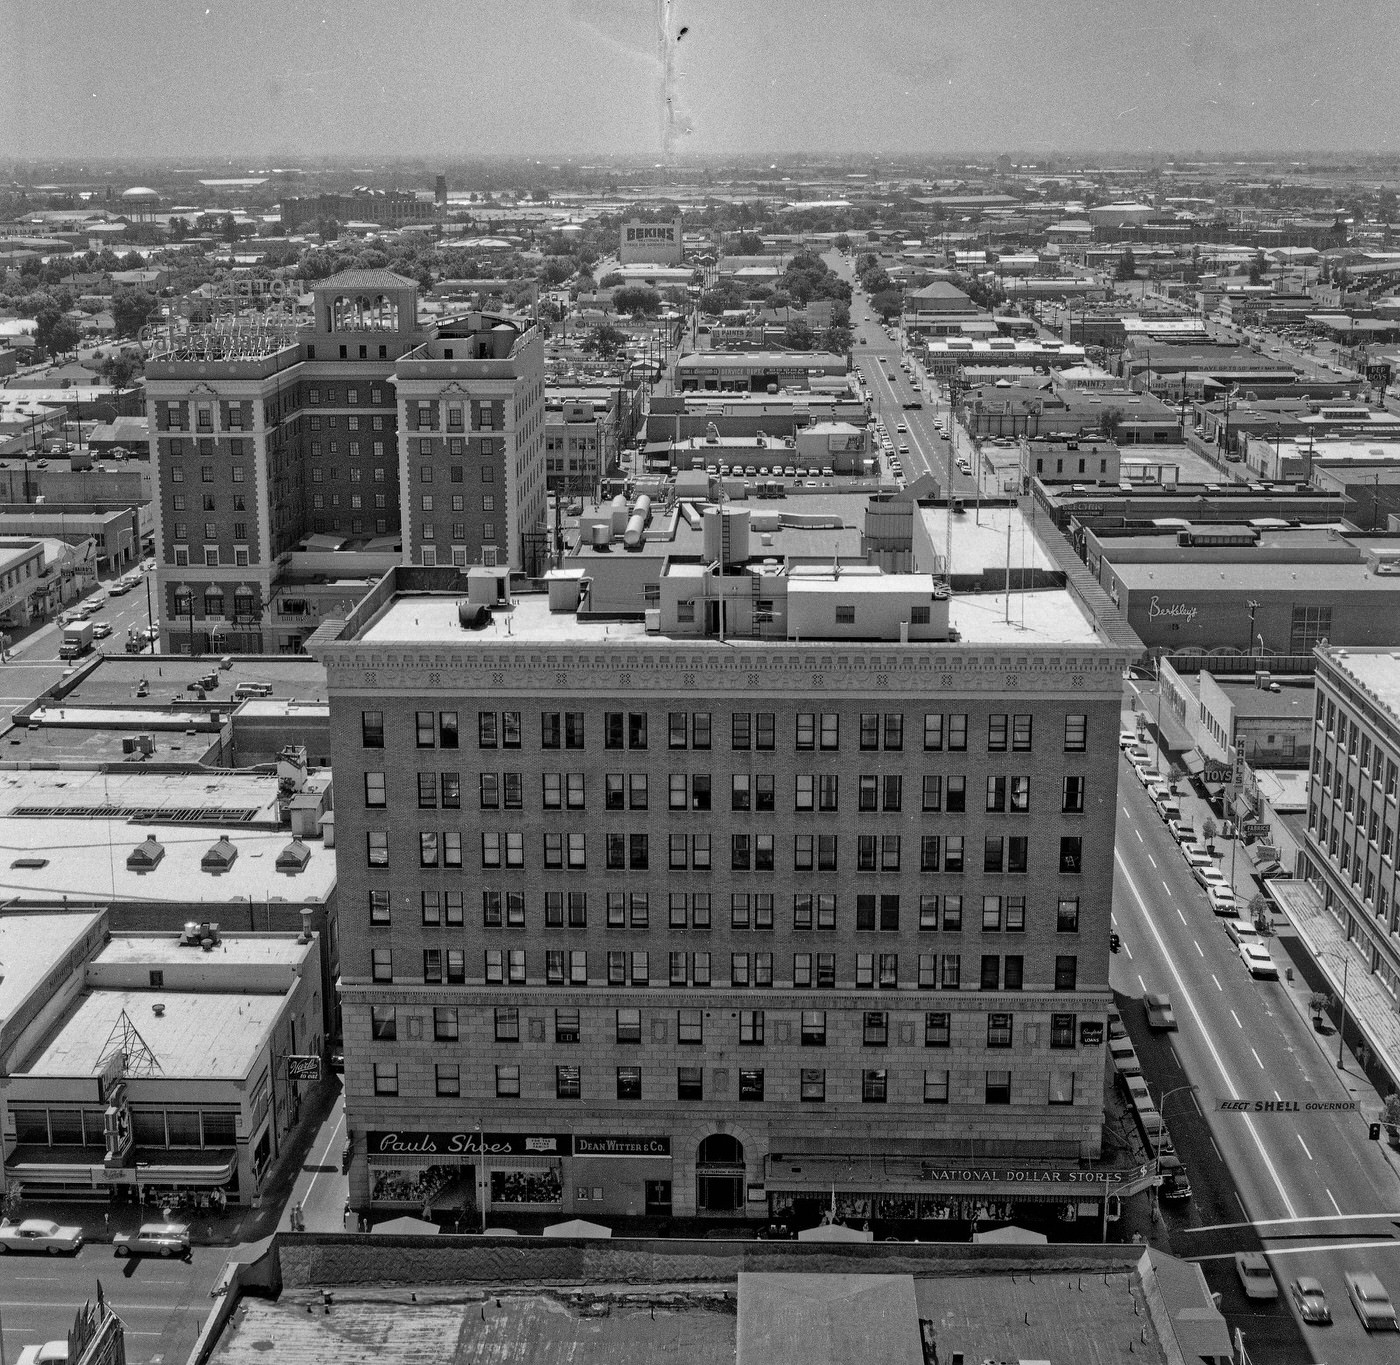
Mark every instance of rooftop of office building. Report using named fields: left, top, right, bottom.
left=335, top=498, right=1114, bottom=652
left=1319, top=645, right=1400, bottom=720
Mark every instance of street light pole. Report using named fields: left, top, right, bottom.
left=1337, top=949, right=1351, bottom=1071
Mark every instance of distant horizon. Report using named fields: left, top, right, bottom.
left=2, top=0, right=1397, bottom=163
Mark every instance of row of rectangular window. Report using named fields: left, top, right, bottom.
left=363, top=710, right=1092, bottom=753
left=413, top=1005, right=1080, bottom=1048
left=370, top=946, right=1078, bottom=991
left=384, top=1004, right=1083, bottom=1050
left=367, top=829, right=1085, bottom=873
left=373, top=1062, right=1074, bottom=1106
left=368, top=770, right=1086, bottom=815
left=378, top=889, right=1082, bottom=933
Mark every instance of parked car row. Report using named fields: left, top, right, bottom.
left=0, top=1216, right=191, bottom=1259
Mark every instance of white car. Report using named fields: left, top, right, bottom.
left=1193, top=864, right=1229, bottom=892
left=1207, top=885, right=1238, bottom=916
left=1166, top=819, right=1194, bottom=843
left=1224, top=918, right=1260, bottom=947
left=1181, top=844, right=1214, bottom=871
left=0, top=1218, right=84, bottom=1255
left=1240, top=942, right=1278, bottom=979
left=1119, top=729, right=1140, bottom=748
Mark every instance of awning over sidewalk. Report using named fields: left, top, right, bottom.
left=1182, top=751, right=1205, bottom=775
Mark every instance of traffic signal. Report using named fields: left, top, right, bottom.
left=1370, top=1122, right=1382, bottom=1142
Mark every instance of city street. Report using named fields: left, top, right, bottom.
left=827, top=254, right=977, bottom=496
left=0, top=574, right=160, bottom=731
left=0, top=1244, right=230, bottom=1365
left=1112, top=747, right=1400, bottom=1363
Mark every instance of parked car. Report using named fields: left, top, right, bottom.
left=113, top=1223, right=191, bottom=1259
left=1167, top=819, right=1195, bottom=843
left=15, top=1342, right=68, bottom=1365
left=1240, top=943, right=1279, bottom=979
left=1193, top=864, right=1230, bottom=892
left=1207, top=885, right=1238, bottom=916
left=1289, top=1276, right=1331, bottom=1324
left=1111, top=1044, right=1142, bottom=1079
left=1224, top=918, right=1261, bottom=948
left=1236, top=1253, right=1279, bottom=1300
left=1124, top=743, right=1150, bottom=764
left=1181, top=844, right=1214, bottom=871
left=1144, top=993, right=1177, bottom=1031
left=91, top=622, right=113, bottom=639
left=1121, top=1074, right=1151, bottom=1106
left=0, top=1218, right=84, bottom=1255
left=1157, top=1153, right=1192, bottom=1201
left=1346, top=1271, right=1398, bottom=1330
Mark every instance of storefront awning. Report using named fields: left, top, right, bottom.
left=1182, top=751, right=1205, bottom=775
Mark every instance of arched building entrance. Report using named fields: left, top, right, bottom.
left=695, top=1134, right=745, bottom=1213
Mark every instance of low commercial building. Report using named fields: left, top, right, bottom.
left=0, top=912, right=323, bottom=1207
left=962, top=380, right=1178, bottom=443
left=1167, top=666, right=1315, bottom=769
left=924, top=338, right=1086, bottom=378
left=674, top=351, right=849, bottom=393
left=1018, top=435, right=1122, bottom=486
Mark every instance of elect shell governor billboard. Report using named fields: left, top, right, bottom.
left=619, top=217, right=684, bottom=265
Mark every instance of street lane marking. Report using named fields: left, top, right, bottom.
left=1181, top=1211, right=1400, bottom=1233
left=1135, top=829, right=1143, bottom=842
left=1147, top=854, right=1156, bottom=868
left=1122, top=943, right=1132, bottom=960
left=1235, top=1193, right=1248, bottom=1218
left=1137, top=974, right=1146, bottom=991
left=1194, top=940, right=1203, bottom=956
left=1251, top=1048, right=1264, bottom=1069
left=1176, top=907, right=1187, bottom=925
left=1327, top=1189, right=1341, bottom=1215
left=1297, top=1134, right=1314, bottom=1160
left=299, top=1103, right=347, bottom=1214
left=1273, top=1090, right=1281, bottom=1101
left=1162, top=882, right=1173, bottom=897
left=1192, top=1239, right=1400, bottom=1262
left=1212, top=974, right=1222, bottom=991
left=1230, top=1010, right=1243, bottom=1029
left=1116, top=849, right=1298, bottom=1221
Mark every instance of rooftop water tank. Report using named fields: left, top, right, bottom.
left=703, top=506, right=751, bottom=567
left=624, top=493, right=652, bottom=549
left=610, top=493, right=629, bottom=535
left=591, top=522, right=610, bottom=549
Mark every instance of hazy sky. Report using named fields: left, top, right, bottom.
left=3, top=0, right=1398, bottom=162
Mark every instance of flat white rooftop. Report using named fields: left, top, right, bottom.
left=0, top=819, right=334, bottom=906
left=1325, top=648, right=1400, bottom=721
left=920, top=504, right=1060, bottom=576
left=96, top=934, right=310, bottom=968
left=0, top=911, right=103, bottom=1020
left=949, top=590, right=1103, bottom=645
left=20, top=987, right=282, bottom=1079
left=0, top=767, right=285, bottom=821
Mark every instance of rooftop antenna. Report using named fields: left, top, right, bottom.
left=95, top=1009, right=162, bottom=1077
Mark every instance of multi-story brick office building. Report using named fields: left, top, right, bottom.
left=1301, top=648, right=1400, bottom=1038
left=144, top=271, right=545, bottom=653
left=314, top=500, right=1140, bottom=1235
